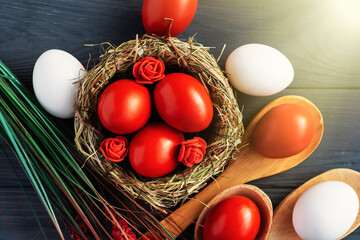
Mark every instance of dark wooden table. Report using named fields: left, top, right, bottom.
left=1, top=0, right=359, bottom=239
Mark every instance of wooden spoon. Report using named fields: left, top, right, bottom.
left=158, top=95, right=324, bottom=239
left=195, top=184, right=273, bottom=240
left=268, top=168, right=360, bottom=240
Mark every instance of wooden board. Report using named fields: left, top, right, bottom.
left=0, top=0, right=360, bottom=239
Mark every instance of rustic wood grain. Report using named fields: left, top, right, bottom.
left=0, top=0, right=359, bottom=239
left=0, top=187, right=70, bottom=239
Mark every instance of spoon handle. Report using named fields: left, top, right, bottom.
left=158, top=145, right=256, bottom=238
left=159, top=176, right=227, bottom=238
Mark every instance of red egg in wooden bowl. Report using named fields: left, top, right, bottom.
left=195, top=184, right=273, bottom=240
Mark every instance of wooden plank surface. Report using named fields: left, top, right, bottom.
left=0, top=0, right=360, bottom=239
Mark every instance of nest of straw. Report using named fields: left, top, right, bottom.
left=74, top=34, right=243, bottom=210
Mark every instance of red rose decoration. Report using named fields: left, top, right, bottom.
left=178, top=137, right=207, bottom=167
left=100, top=136, right=128, bottom=162
left=133, top=57, right=165, bottom=84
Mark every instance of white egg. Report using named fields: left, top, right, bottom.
left=292, top=181, right=359, bottom=240
left=225, top=44, right=294, bottom=96
left=33, top=49, right=85, bottom=119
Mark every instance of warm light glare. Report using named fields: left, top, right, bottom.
left=330, top=0, right=360, bottom=27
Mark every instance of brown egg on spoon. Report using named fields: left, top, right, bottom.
left=251, top=103, right=315, bottom=159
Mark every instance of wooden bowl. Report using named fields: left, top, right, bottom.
left=195, top=184, right=273, bottom=240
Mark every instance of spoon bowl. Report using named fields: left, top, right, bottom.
left=268, top=168, right=360, bottom=240
left=153, top=95, right=324, bottom=238
left=195, top=184, right=273, bottom=240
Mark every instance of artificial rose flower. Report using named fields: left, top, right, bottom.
left=133, top=57, right=165, bottom=84
left=100, top=136, right=128, bottom=162
left=178, top=137, right=207, bottom=167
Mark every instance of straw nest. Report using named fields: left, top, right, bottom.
left=74, top=34, right=243, bottom=210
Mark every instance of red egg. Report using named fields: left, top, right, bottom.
left=97, top=79, right=151, bottom=135
left=129, top=123, right=184, bottom=178
left=154, top=73, right=213, bottom=133
left=142, top=0, right=198, bottom=37
left=252, top=103, right=315, bottom=158
left=203, top=196, right=261, bottom=240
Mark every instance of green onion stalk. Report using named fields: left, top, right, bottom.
left=0, top=60, right=173, bottom=240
